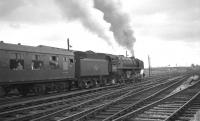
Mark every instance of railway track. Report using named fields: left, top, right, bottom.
left=113, top=76, right=200, bottom=121
left=0, top=75, right=167, bottom=112
left=74, top=75, right=188, bottom=121
left=0, top=72, right=181, bottom=105
left=0, top=84, right=126, bottom=106
left=0, top=84, right=126, bottom=107
left=0, top=74, right=162, bottom=106
left=0, top=72, right=177, bottom=104
left=31, top=75, right=185, bottom=121
left=164, top=85, right=200, bottom=121
left=0, top=75, right=181, bottom=121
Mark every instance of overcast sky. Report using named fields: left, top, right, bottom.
left=0, top=0, right=199, bottom=67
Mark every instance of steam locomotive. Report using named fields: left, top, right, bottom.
left=0, top=42, right=144, bottom=96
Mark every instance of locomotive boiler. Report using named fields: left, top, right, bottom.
left=109, top=55, right=144, bottom=83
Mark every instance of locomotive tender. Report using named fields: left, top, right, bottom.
left=0, top=42, right=144, bottom=96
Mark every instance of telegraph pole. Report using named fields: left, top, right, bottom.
left=67, top=38, right=70, bottom=50
left=148, top=55, right=151, bottom=76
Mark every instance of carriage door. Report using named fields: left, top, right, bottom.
left=63, top=57, right=69, bottom=71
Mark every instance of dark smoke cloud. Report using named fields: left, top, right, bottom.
left=55, top=0, right=111, bottom=45
left=94, top=0, right=136, bottom=56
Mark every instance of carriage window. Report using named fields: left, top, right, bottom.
left=32, top=55, right=43, bottom=70
left=49, top=56, right=59, bottom=69
left=9, top=53, right=24, bottom=70
left=69, top=59, right=74, bottom=64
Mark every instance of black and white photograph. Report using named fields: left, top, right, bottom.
left=0, top=0, right=200, bottom=121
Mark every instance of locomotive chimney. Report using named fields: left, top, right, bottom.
left=126, top=51, right=128, bottom=57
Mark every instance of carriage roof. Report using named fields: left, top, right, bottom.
left=0, top=42, right=74, bottom=56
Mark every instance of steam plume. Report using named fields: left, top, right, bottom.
left=56, top=0, right=136, bottom=56
left=94, top=0, right=136, bottom=56
left=56, top=0, right=111, bottom=45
